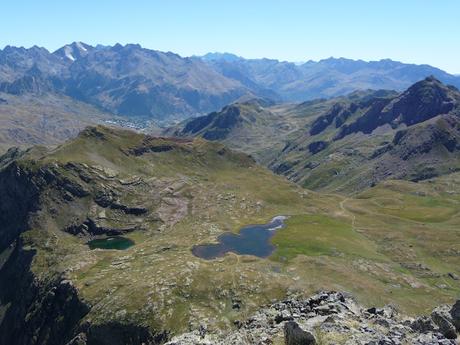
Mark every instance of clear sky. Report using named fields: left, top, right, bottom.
left=2, top=0, right=459, bottom=73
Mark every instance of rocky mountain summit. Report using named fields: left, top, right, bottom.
left=166, top=291, right=460, bottom=345
left=331, top=76, right=460, bottom=140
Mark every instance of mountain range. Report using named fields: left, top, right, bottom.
left=202, top=53, right=460, bottom=101
left=1, top=42, right=460, bottom=127
left=170, top=77, right=460, bottom=193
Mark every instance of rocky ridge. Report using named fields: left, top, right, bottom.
left=166, top=291, right=460, bottom=345
left=267, top=77, right=460, bottom=192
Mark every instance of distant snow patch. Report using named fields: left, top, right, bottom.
left=64, top=47, right=75, bottom=61
left=76, top=41, right=87, bottom=52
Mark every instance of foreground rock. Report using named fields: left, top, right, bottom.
left=284, top=321, right=316, bottom=345
left=166, top=291, right=458, bottom=345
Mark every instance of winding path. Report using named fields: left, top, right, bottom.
left=339, top=197, right=356, bottom=228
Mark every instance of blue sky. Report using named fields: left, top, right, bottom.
left=2, top=0, right=459, bottom=73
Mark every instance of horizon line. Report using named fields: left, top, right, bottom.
left=0, top=41, right=458, bottom=75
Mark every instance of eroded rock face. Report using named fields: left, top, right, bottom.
left=450, top=301, right=460, bottom=332
left=0, top=246, right=90, bottom=345
left=308, top=141, right=328, bottom=154
left=0, top=151, right=175, bottom=345
left=165, top=291, right=458, bottom=345
left=310, top=102, right=356, bottom=136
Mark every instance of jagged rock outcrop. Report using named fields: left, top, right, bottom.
left=165, top=291, right=459, bottom=345
left=0, top=161, right=43, bottom=251
left=431, top=306, right=457, bottom=339
left=451, top=301, right=460, bottom=332
left=370, top=114, right=460, bottom=183
left=308, top=141, right=328, bottom=154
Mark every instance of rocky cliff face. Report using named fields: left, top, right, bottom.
left=180, top=105, right=243, bottom=140
left=0, top=161, right=40, bottom=250
left=0, top=158, right=91, bottom=345
left=0, top=254, right=89, bottom=345
left=368, top=114, right=460, bottom=183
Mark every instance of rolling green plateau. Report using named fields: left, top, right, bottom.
left=0, top=125, right=459, bottom=344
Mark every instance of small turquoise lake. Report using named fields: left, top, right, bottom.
left=87, top=236, right=135, bottom=250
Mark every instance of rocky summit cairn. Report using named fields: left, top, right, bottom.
left=166, top=291, right=459, bottom=345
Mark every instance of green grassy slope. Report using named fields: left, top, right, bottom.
left=1, top=126, right=459, bottom=339
left=0, top=92, right=117, bottom=153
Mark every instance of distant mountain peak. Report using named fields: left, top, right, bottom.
left=200, top=52, right=242, bottom=62
left=53, top=41, right=93, bottom=62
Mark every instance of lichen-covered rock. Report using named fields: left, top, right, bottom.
left=284, top=321, right=316, bottom=345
